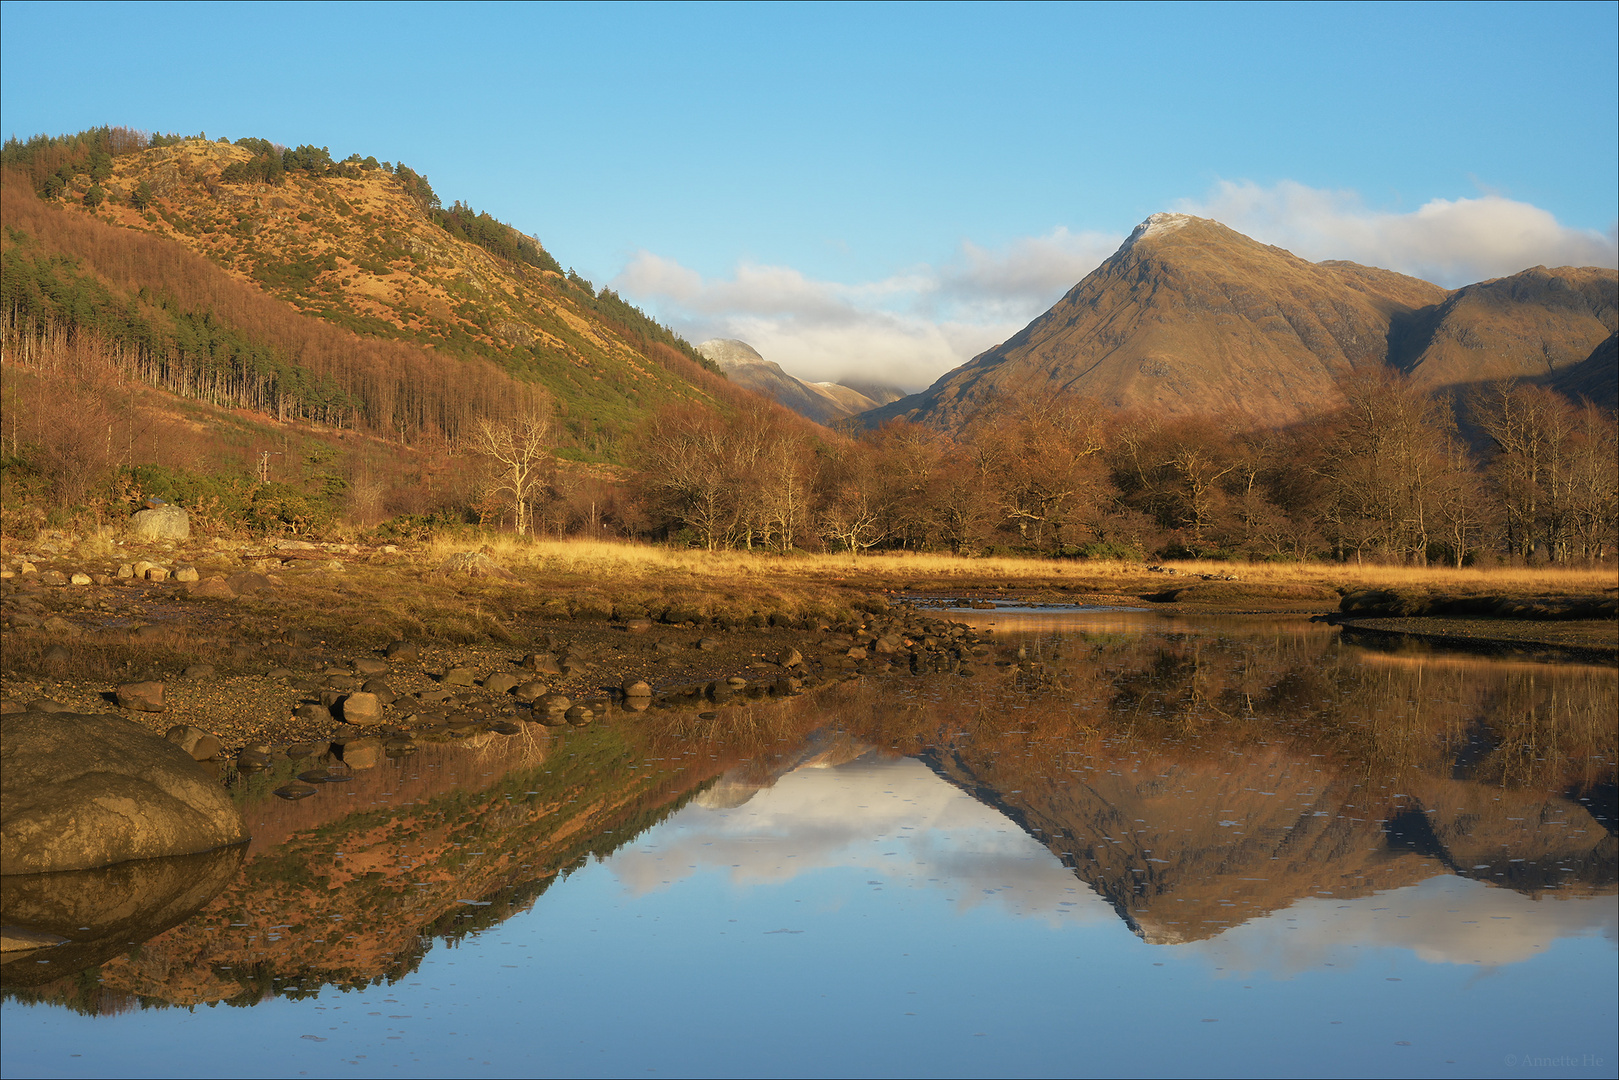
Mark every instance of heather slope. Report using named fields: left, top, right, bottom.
left=864, top=213, right=1616, bottom=431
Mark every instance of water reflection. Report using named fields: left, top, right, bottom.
left=3, top=613, right=1614, bottom=1034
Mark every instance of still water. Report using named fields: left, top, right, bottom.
left=3, top=612, right=1615, bottom=1078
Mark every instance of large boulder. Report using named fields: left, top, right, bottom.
left=0, top=712, right=249, bottom=875
left=127, top=506, right=190, bottom=542
left=0, top=845, right=244, bottom=987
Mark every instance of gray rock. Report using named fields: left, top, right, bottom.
left=26, top=699, right=70, bottom=714
left=293, top=703, right=333, bottom=724
left=623, top=680, right=653, bottom=698
left=385, top=640, right=418, bottom=661
left=0, top=845, right=244, bottom=988
left=1, top=711, right=248, bottom=874
left=779, top=648, right=803, bottom=668
left=224, top=572, right=273, bottom=596
left=339, top=692, right=384, bottom=726
left=484, top=672, right=521, bottom=695
left=0, top=700, right=24, bottom=715
left=182, top=664, right=215, bottom=679
left=128, top=506, right=190, bottom=541
left=353, top=657, right=388, bottom=676
left=116, top=681, right=165, bottom=713
left=539, top=694, right=571, bottom=712
left=164, top=725, right=223, bottom=761
left=338, top=738, right=382, bottom=769
left=522, top=652, right=562, bottom=675
left=697, top=637, right=721, bottom=651
left=188, top=576, right=235, bottom=599
left=173, top=566, right=200, bottom=583
left=513, top=680, right=547, bottom=702
left=442, top=667, right=477, bottom=686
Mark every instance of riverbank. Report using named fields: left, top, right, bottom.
left=2, top=533, right=1614, bottom=752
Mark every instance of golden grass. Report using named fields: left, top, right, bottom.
left=419, top=535, right=1617, bottom=597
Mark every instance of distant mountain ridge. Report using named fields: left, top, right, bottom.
left=696, top=338, right=904, bottom=424
left=862, top=213, right=1617, bottom=429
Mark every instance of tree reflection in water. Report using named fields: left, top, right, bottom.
left=4, top=614, right=1612, bottom=1014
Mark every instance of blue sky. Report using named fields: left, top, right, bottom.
left=3, top=1, right=1615, bottom=387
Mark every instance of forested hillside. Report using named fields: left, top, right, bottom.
left=0, top=127, right=733, bottom=454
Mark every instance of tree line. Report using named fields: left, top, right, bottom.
left=611, top=377, right=1615, bottom=565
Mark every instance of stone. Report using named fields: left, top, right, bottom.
left=145, top=566, right=170, bottom=583
left=484, top=672, right=521, bottom=695
left=273, top=783, right=319, bottom=801
left=41, top=616, right=80, bottom=638
left=564, top=705, right=593, bottom=725
left=225, top=571, right=274, bottom=596
left=173, top=566, right=200, bottom=583
left=293, top=703, right=333, bottom=724
left=846, top=647, right=868, bottom=660
left=361, top=678, right=396, bottom=703
left=38, top=571, right=67, bottom=586
left=42, top=645, right=72, bottom=664
left=513, top=680, right=547, bottom=702
left=0, top=845, right=244, bottom=988
left=116, top=681, right=165, bottom=713
left=164, top=725, right=224, bottom=761
left=189, top=576, right=235, bottom=599
left=726, top=676, right=749, bottom=690
left=442, top=667, right=477, bottom=686
left=132, top=561, right=155, bottom=579
left=623, top=680, right=653, bottom=698
left=624, top=618, right=653, bottom=633
left=779, top=648, right=803, bottom=668
left=353, top=657, right=388, bottom=676
left=697, top=637, right=721, bottom=651
left=339, top=692, right=384, bottom=726
left=522, top=652, right=562, bottom=675
left=338, top=737, right=382, bottom=769
left=127, top=506, right=190, bottom=542
left=0, top=700, right=24, bottom=715
left=26, top=699, right=70, bottom=714
left=539, top=693, right=571, bottom=712
left=236, top=747, right=274, bottom=769
left=19, top=562, right=36, bottom=575
left=116, top=564, right=134, bottom=579
left=69, top=572, right=92, bottom=586
left=385, top=640, right=418, bottom=661
left=324, top=674, right=362, bottom=692
left=1, top=711, right=248, bottom=874
left=182, top=664, right=215, bottom=679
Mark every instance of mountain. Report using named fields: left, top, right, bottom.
left=1393, top=266, right=1618, bottom=386
left=862, top=213, right=1617, bottom=430
left=696, top=338, right=887, bottom=424
left=1, top=132, right=739, bottom=453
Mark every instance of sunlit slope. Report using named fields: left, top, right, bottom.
left=865, top=213, right=1616, bottom=430
left=40, top=137, right=730, bottom=439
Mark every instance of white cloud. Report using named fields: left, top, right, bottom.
left=614, top=182, right=1617, bottom=390
left=608, top=755, right=1107, bottom=924
left=613, top=229, right=1120, bottom=391
left=1187, top=874, right=1618, bottom=974
left=1178, top=180, right=1618, bottom=287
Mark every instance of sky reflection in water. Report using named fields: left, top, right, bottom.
left=2, top=614, right=1615, bottom=1078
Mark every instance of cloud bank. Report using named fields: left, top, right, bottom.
left=615, top=183, right=1616, bottom=391
left=1178, top=180, right=1618, bottom=288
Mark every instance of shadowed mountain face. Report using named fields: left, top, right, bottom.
left=863, top=214, right=1617, bottom=430
left=1392, top=266, right=1618, bottom=387
left=697, top=338, right=893, bottom=424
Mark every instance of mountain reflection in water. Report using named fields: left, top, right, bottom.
left=3, top=613, right=1614, bottom=1076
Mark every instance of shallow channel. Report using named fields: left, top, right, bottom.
left=3, top=612, right=1615, bottom=1078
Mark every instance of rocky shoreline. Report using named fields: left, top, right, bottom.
left=2, top=550, right=996, bottom=782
